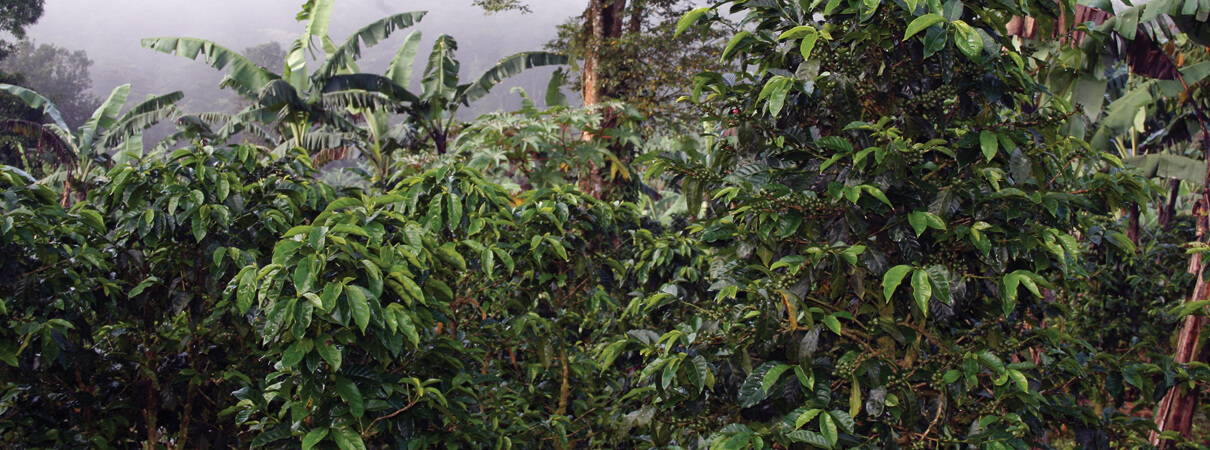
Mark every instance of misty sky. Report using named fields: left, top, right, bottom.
left=23, top=0, right=586, bottom=114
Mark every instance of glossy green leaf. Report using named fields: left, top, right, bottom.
left=347, top=286, right=370, bottom=334
left=977, top=350, right=1006, bottom=374
left=796, top=408, right=822, bottom=429
left=721, top=31, right=753, bottom=61
left=738, top=363, right=775, bottom=407
left=685, top=355, right=708, bottom=392
left=398, top=275, right=424, bottom=304
left=493, top=247, right=515, bottom=274
left=904, top=13, right=945, bottom=39
left=911, top=269, right=932, bottom=315
left=294, top=257, right=314, bottom=294
left=952, top=21, right=984, bottom=61
left=820, top=411, right=839, bottom=446
left=822, top=315, right=842, bottom=336
left=282, top=339, right=311, bottom=368
left=787, top=429, right=831, bottom=447
left=331, top=426, right=366, bottom=450
left=925, top=265, right=951, bottom=305
left=882, top=265, right=913, bottom=300
left=435, top=244, right=467, bottom=270
left=302, top=428, right=329, bottom=450
left=980, top=130, right=998, bottom=160
left=1008, top=369, right=1030, bottom=392
left=762, top=364, right=793, bottom=393
left=396, top=309, right=420, bottom=347
left=676, top=7, right=711, bottom=37
left=334, top=375, right=364, bottom=418
left=908, top=211, right=928, bottom=237
left=316, top=334, right=342, bottom=372
left=794, top=365, right=815, bottom=390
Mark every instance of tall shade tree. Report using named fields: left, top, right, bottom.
left=0, top=0, right=42, bottom=58
left=0, top=40, right=102, bottom=128
left=478, top=0, right=727, bottom=113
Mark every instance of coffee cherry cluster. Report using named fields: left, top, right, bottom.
left=884, top=372, right=911, bottom=390
left=752, top=191, right=837, bottom=216
left=906, top=84, right=958, bottom=119
left=928, top=369, right=952, bottom=391
left=835, top=352, right=874, bottom=378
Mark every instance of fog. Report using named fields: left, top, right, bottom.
left=24, top=0, right=586, bottom=117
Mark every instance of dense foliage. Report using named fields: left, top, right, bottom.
left=5, top=0, right=1210, bottom=448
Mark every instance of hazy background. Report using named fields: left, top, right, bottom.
left=22, top=0, right=585, bottom=117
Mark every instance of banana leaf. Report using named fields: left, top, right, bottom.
left=1123, top=154, right=1206, bottom=183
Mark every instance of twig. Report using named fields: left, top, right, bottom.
left=920, top=392, right=947, bottom=444
left=362, top=399, right=419, bottom=438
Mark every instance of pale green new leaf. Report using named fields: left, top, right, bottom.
left=820, top=412, right=839, bottom=446
left=796, top=409, right=822, bottom=429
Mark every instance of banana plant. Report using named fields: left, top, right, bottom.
left=405, top=35, right=568, bottom=155
left=142, top=1, right=426, bottom=155
left=337, top=32, right=567, bottom=182
left=0, top=83, right=182, bottom=204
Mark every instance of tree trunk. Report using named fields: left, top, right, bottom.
left=628, top=0, right=644, bottom=33
left=582, top=0, right=627, bottom=107
left=1150, top=138, right=1210, bottom=447
left=1127, top=202, right=1141, bottom=247
left=582, top=0, right=605, bottom=107
left=1159, top=179, right=1181, bottom=230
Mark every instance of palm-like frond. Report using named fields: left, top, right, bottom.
left=422, top=35, right=461, bottom=102
left=77, top=84, right=131, bottom=153
left=102, top=91, right=184, bottom=147
left=142, top=37, right=281, bottom=98
left=0, top=84, right=68, bottom=129
left=298, top=0, right=336, bottom=43
left=277, top=130, right=355, bottom=156
left=0, top=119, right=76, bottom=168
left=312, top=11, right=428, bottom=83
left=324, top=74, right=419, bottom=104
left=386, top=30, right=425, bottom=89
left=1124, top=154, right=1207, bottom=183
left=323, top=90, right=400, bottom=113
left=461, top=51, right=569, bottom=104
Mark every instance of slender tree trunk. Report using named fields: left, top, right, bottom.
left=582, top=0, right=605, bottom=107
left=1150, top=137, right=1210, bottom=447
left=582, top=0, right=627, bottom=107
left=628, top=1, right=644, bottom=33
left=1127, top=202, right=1141, bottom=247
left=1160, top=179, right=1181, bottom=230
left=145, top=376, right=158, bottom=449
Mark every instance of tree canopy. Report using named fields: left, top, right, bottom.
left=4, top=0, right=1210, bottom=448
